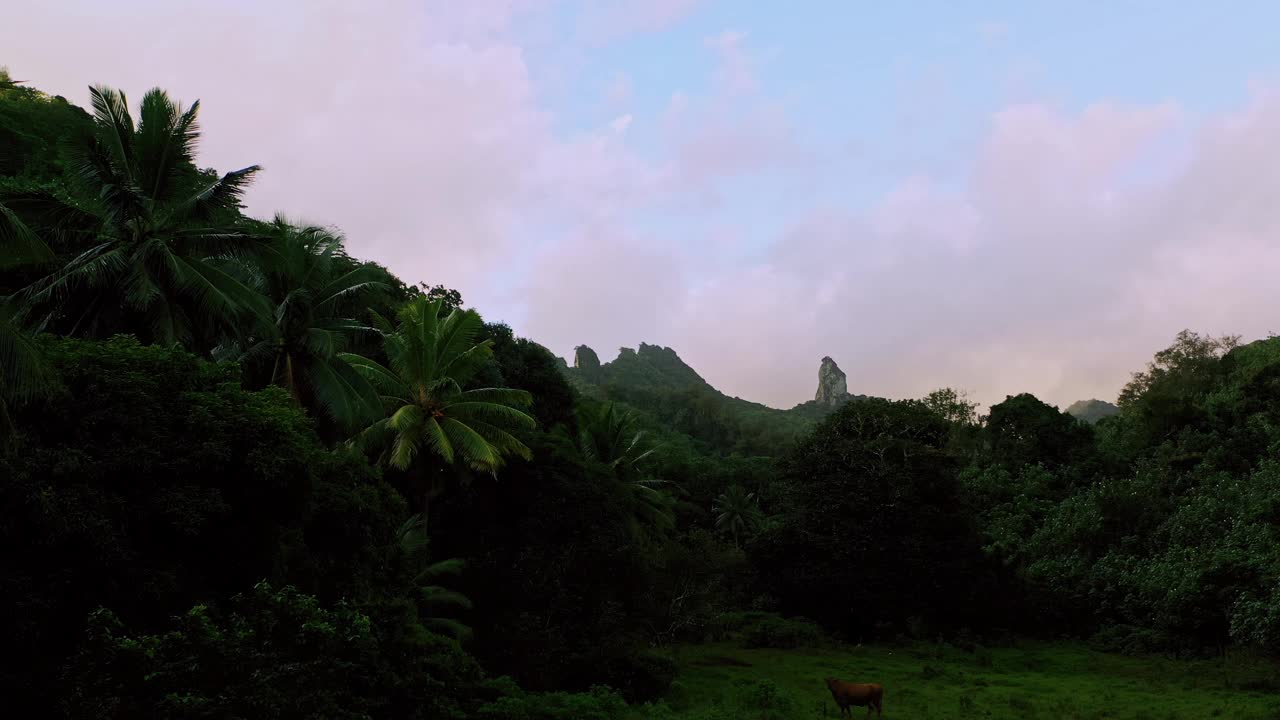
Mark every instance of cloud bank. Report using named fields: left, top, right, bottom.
left=5, top=1, right=1279, bottom=410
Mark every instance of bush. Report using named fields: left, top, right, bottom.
left=707, top=611, right=773, bottom=640
left=63, top=584, right=490, bottom=720
left=589, top=649, right=678, bottom=703
left=742, top=614, right=823, bottom=649
left=1090, top=624, right=1175, bottom=655
left=478, top=685, right=629, bottom=720
left=708, top=611, right=824, bottom=648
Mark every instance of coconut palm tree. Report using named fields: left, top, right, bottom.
left=394, top=513, right=473, bottom=640
left=12, top=85, right=265, bottom=347
left=575, top=401, right=676, bottom=535
left=343, top=295, right=535, bottom=511
left=221, top=215, right=386, bottom=432
left=714, top=484, right=763, bottom=549
left=576, top=401, right=657, bottom=473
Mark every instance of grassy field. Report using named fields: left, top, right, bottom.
left=657, top=640, right=1280, bottom=720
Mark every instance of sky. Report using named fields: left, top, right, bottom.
left=6, top=0, right=1280, bottom=410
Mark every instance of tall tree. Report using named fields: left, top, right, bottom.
left=713, top=484, right=762, bottom=550
left=344, top=296, right=536, bottom=512
left=576, top=401, right=675, bottom=535
left=755, top=398, right=992, bottom=635
left=223, top=215, right=385, bottom=433
left=11, top=85, right=265, bottom=346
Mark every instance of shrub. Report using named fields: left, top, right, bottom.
left=591, top=649, right=678, bottom=703
left=1090, top=624, right=1174, bottom=655
left=63, top=583, right=486, bottom=720
left=741, top=614, right=823, bottom=649
left=477, top=685, right=629, bottom=720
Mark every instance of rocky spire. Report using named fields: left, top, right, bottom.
left=573, top=345, right=603, bottom=382
left=815, top=356, right=848, bottom=405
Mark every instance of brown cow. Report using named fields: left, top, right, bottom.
left=824, top=676, right=883, bottom=718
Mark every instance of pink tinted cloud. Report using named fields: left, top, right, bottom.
left=2, top=0, right=555, bottom=309
left=665, top=96, right=1280, bottom=410
left=578, top=0, right=703, bottom=46
left=6, top=4, right=1280, bottom=414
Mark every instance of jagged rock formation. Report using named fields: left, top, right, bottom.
left=1065, top=398, right=1119, bottom=424
left=573, top=345, right=603, bottom=383
left=815, top=356, right=848, bottom=406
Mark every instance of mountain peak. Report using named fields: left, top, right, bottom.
left=1065, top=398, right=1119, bottom=424
left=816, top=356, right=848, bottom=405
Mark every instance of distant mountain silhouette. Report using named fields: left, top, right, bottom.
left=1065, top=398, right=1120, bottom=423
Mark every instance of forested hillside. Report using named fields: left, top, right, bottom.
left=558, top=342, right=848, bottom=456
left=2, top=75, right=1279, bottom=717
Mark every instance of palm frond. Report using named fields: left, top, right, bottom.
left=74, top=133, right=145, bottom=223
left=422, top=557, right=466, bottom=579
left=135, top=88, right=198, bottom=203
left=172, top=165, right=261, bottom=222
left=20, top=241, right=126, bottom=305
left=313, top=265, right=389, bottom=315
left=422, top=617, right=473, bottom=641
left=420, top=415, right=454, bottom=466
left=305, top=354, right=384, bottom=431
left=434, top=308, right=485, bottom=374
left=0, top=303, right=51, bottom=402
left=388, top=404, right=426, bottom=470
left=421, top=586, right=473, bottom=611
left=439, top=417, right=501, bottom=472
left=395, top=513, right=430, bottom=557
left=0, top=201, right=54, bottom=268
left=169, top=251, right=269, bottom=323
left=340, top=353, right=412, bottom=401
left=462, top=419, right=533, bottom=462
left=443, top=401, right=537, bottom=430
left=88, top=85, right=136, bottom=180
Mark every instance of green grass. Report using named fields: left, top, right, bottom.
left=655, top=640, right=1280, bottom=720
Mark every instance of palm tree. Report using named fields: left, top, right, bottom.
left=714, top=484, right=763, bottom=549
left=576, top=401, right=676, bottom=535
left=12, top=85, right=265, bottom=346
left=343, top=295, right=535, bottom=512
left=221, top=215, right=386, bottom=432
left=394, top=513, right=473, bottom=640
left=576, top=402, right=657, bottom=473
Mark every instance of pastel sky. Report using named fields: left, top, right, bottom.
left=7, top=1, right=1280, bottom=410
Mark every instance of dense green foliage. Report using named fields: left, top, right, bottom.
left=754, top=398, right=1003, bottom=638
left=966, top=332, right=1280, bottom=653
left=3, top=75, right=1279, bottom=717
left=562, top=342, right=817, bottom=456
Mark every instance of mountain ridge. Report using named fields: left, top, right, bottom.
left=1065, top=398, right=1120, bottom=424
left=556, top=343, right=866, bottom=455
